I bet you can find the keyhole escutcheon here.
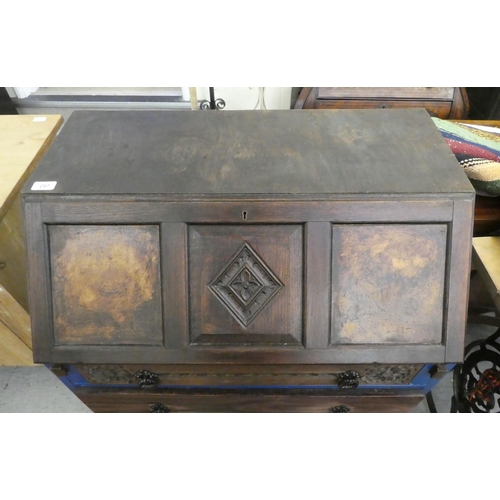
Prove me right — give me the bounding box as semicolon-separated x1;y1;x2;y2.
242;210;248;220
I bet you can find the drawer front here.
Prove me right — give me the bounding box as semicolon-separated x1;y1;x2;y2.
315;99;453;119
75;387;424;413
317;87;455;100
71;363;424;388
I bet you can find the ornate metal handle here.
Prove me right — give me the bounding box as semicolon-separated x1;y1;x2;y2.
135;369;159;389
337;370;361;389
149;403;170;413
0;261;6;269
329;405;351;413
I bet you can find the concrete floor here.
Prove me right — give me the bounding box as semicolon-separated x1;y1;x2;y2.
0;365;92;412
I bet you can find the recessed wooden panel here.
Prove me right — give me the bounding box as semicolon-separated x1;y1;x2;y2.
49;225;162;346
331;224;447;345
188;225;303;346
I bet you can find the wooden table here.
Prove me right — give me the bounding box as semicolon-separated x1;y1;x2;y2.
0;114;63;365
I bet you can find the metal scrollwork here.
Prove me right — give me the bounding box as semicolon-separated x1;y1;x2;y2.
199;87;226;110
214;99;226;110
135;369;160;389
337;370;361;390
149;403;170;413
453;325;500;413
469;368;500;410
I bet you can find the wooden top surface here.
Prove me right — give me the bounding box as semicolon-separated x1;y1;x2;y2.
22;109;473;198
0;114;63;218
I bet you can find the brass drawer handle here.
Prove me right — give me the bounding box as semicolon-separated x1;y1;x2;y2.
149;403;170;413
0;261;6;269
135;369;160;389
337;370;361;389
329;405;351;413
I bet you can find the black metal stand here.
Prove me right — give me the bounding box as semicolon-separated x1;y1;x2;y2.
199;87;226;110
451;313;500;413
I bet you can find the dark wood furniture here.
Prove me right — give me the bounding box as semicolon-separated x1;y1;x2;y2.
22;108;474;412
0;87;17;115
295;87;470;119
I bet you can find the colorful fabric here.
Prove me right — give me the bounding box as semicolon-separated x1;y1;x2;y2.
433;118;500;196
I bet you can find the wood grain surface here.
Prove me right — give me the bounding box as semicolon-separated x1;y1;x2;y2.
0;114;62;366
22;109;473;197
49;225;162;346
75;386;424;413
0;114;62;218
22;110;474;370
331;224;447;345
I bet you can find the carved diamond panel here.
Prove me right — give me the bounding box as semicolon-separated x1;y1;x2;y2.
208;242;284;327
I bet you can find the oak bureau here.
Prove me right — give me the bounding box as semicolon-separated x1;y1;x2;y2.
22;108;474;412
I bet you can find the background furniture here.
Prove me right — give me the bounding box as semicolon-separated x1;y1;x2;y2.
22;108;474;412
0;114;63;365
466;88;500;120
295;87;470;119
0;87;18;115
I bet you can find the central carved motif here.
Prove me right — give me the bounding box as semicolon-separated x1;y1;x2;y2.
208;242;284;327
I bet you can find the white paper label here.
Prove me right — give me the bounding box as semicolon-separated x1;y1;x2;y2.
31;181;57;191
33;117;47;122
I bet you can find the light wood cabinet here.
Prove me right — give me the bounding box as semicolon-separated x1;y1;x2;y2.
0;114;62;365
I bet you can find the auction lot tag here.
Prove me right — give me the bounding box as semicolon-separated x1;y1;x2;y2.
31;181;57;191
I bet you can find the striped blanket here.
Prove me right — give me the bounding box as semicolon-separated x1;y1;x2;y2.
433;118;500;196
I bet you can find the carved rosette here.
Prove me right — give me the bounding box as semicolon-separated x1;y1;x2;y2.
208;242;284;327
